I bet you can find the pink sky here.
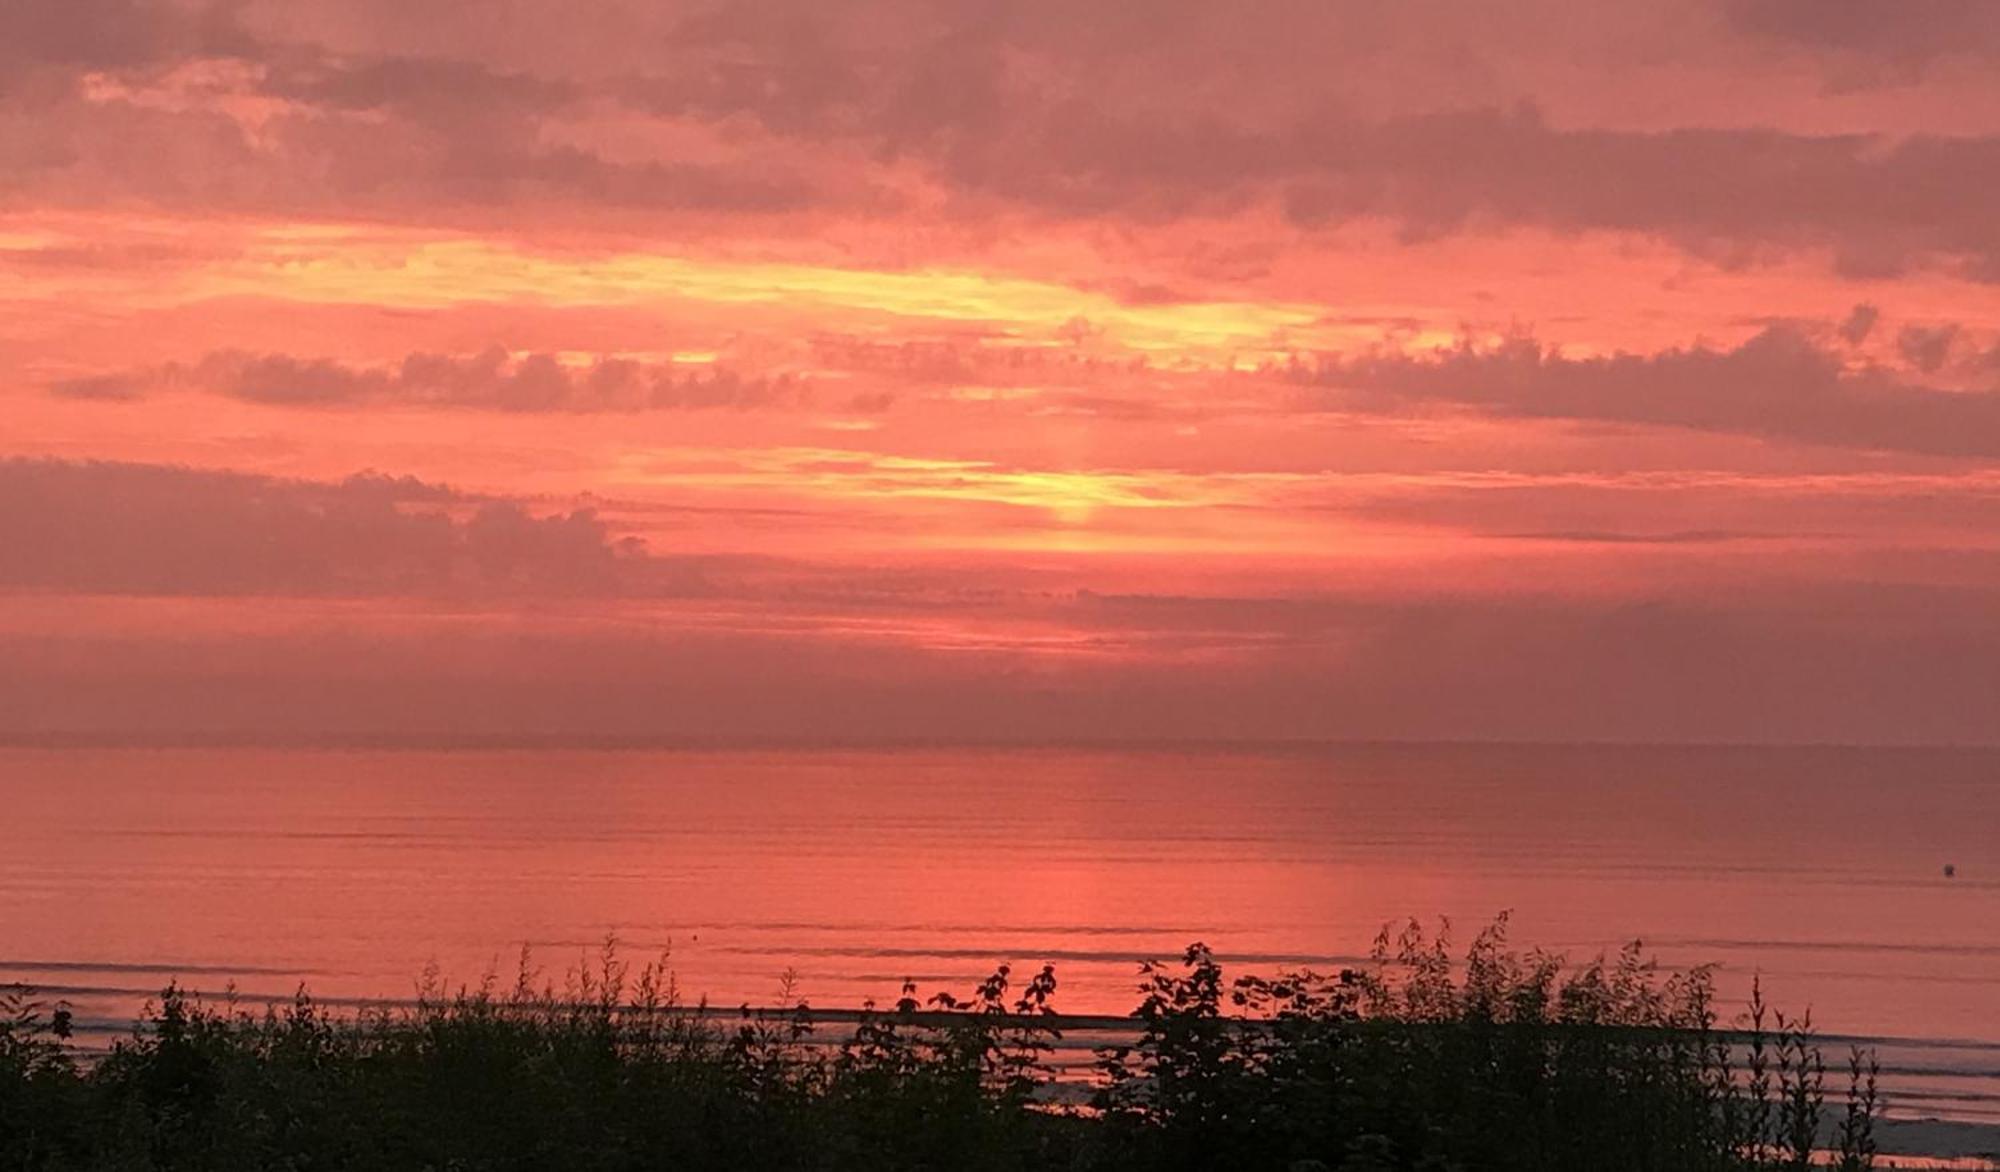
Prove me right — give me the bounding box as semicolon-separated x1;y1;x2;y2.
6;0;2000;743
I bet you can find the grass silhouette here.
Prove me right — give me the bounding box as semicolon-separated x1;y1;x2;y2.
0;918;1886;1171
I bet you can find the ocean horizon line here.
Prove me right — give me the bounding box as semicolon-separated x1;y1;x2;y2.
6;732;2000;754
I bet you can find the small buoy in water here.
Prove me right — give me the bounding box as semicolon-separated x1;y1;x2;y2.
1944;863;1957;878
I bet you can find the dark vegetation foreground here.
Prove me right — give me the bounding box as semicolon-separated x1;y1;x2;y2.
1;918;1880;1171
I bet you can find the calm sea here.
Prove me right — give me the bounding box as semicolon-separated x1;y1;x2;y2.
3;743;1996;1130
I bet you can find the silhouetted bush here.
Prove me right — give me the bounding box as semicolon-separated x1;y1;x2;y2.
0;921;1879;1171
1092;916;1878;1172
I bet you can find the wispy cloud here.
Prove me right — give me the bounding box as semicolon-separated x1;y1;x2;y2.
51;349;803;412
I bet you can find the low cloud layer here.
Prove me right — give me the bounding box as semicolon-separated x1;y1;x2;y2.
0;459;648;595
5;454;1999;744
1305;325;2000;458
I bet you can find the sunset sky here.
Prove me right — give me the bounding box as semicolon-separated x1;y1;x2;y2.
7;0;2000;744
